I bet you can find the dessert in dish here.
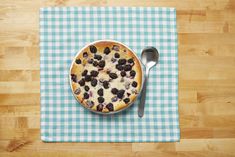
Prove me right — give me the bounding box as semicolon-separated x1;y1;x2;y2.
70;40;142;113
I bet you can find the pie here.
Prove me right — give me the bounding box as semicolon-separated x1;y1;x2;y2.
70;40;142;113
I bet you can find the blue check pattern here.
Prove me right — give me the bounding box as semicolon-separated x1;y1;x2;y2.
40;7;179;142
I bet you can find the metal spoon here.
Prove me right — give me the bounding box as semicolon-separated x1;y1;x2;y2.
138;47;159;118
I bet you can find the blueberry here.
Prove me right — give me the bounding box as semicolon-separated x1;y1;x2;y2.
97;88;103;96
111;88;118;94
118;59;126;65
123;98;130;104
82;70;88;76
117;89;125;99
90;45;97;53
130;70;136;77
128;58;134;64
74;88;81;95
98;60;105;68
106;69;111;74
96;104;103;112
111;58;116;63
86;100;94;108
78;78;85;86
106;103;114;111
91;78;98;87
98;97;105;103
127;92;131;97
93;61;98;67
104;47;111;55
83;52;88;58
83;92;89;99
94;54;102;60
112;45;120;51
131;89;138;94
132;81;138;87
84;85;90;91
71;74;77;82
109;73;118;79
99;78;105;83
116;64;123;71
85;75;92;82
103;81;109;89
125;82;130;90
75;59;81;64
111;96;118;102
90;70;99;77
120;71;126;77
88;58;93;64
124;64;132;71
114;53;120;58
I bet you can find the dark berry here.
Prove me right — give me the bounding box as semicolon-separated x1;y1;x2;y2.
86;100;94;108
117;89;125;99
103;81;109;89
106;103;114;111
99;78;105;83
82;70;88;76
96;104;103;112
125;82;130;89
109;73;118;79
123;98;130;104
90;45;97;53
90;70;99;77
84;85;90;91
98;60;105;68
118;59;126;65
83;92;89;99
111;58;116;63
78;78;85;86
91;78;98;87
112;45;120;51
124;64;132;71
116;64;123;71
93;61;98;67
74;88;81;95
75;59;81;64
111;96;118;102
94;54;102;60
97;88;104;96
83;52;88;58
132;81;138;87
85;75;91;82
120;71;126;77
127;92;131;97
128;58;134;64
114;53;120;58
104;47;111;55
88;58;93;64
71;74;77;82
130;70;136;77
98;97;105;103
106;69;111;74
111;88;118;94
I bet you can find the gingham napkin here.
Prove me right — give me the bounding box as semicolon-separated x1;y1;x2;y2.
40;7;179;142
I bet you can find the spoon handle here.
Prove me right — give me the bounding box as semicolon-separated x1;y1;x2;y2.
138;69;149;118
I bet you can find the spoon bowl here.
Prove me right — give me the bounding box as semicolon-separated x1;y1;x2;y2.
141;47;159;69
138;47;159;118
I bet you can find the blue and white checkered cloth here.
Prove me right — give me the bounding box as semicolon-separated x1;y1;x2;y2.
40;7;179;142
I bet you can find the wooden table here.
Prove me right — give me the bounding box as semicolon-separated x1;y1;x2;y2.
0;0;235;156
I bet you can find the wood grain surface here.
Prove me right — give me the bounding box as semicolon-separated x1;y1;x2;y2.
0;0;235;157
